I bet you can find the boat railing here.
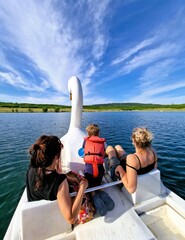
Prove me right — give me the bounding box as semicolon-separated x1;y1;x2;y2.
69;179;122;197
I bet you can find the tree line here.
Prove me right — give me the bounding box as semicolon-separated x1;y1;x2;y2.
83;102;185;111
0;102;70;109
0;101;185;112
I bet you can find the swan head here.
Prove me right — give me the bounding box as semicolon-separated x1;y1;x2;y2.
68;76;80;92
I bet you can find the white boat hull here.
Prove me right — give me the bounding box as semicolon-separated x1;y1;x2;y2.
4;170;185;240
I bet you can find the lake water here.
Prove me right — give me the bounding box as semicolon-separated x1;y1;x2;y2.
1;111;185;239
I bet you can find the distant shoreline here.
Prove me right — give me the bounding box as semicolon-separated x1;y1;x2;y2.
0;107;185;113
0;102;185;113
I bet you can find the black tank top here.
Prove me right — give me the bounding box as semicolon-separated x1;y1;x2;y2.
126;150;157;175
26;166;66;201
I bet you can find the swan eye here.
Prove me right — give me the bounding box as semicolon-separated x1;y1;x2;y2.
70;92;72;100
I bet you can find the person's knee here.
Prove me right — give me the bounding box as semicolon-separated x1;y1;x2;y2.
115;145;126;158
106;145;114;151
106;146;115;155
115;145;123;151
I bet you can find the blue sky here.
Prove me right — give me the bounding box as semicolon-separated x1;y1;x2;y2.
0;0;185;105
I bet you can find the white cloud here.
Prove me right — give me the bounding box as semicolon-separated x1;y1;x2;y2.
122;43;180;74
0;71;45;92
88;0;110;60
0;0;110;95
0;91;112;106
0;92;68;105
92;35;108;60
112;37;156;65
0;0;83;91
83;95;113;105
128;80;185;104
144;81;185;97
139;59;175;87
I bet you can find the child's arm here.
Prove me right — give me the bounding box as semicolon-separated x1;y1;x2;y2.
104;141;108;157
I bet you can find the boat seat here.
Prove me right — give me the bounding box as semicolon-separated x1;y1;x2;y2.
122;169;167;205
21;200;72;240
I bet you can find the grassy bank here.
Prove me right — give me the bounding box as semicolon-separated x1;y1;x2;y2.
0;102;185;113
0;107;71;113
0;107;185;113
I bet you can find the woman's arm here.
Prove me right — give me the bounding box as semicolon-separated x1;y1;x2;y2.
152;148;158;169
57;178;88;224
115;154;138;193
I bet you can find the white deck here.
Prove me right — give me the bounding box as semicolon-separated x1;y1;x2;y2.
140;204;185;240
47;184;156;240
4;170;185;240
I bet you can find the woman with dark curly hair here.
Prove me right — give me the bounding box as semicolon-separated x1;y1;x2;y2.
26;135;88;224
106;127;158;193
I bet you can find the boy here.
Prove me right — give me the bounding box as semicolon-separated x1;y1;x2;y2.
83;124;114;216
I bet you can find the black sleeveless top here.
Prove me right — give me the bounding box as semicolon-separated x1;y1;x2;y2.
120;150;157;175
26;166;66;201
126;150;157;175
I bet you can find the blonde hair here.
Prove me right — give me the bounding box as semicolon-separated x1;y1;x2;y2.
86;124;99;136
132;127;153;148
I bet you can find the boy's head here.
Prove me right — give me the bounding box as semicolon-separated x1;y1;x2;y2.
86;124;99;136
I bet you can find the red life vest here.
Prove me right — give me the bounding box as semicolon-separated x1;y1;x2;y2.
84;136;106;178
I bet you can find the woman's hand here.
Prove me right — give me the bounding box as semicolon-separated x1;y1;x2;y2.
115;165;125;178
79;178;88;191
66;175;80;185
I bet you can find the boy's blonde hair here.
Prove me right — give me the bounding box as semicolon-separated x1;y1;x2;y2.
86;124;99;136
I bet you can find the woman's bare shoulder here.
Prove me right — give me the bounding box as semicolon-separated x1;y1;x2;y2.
150;147;158;160
58;177;68;192
151;147;157;154
126;153;138;167
127;153;137;159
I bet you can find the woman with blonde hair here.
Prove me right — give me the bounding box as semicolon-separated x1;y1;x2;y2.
106;127;158;193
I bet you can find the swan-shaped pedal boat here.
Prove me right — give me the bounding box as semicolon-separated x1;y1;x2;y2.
4;76;185;240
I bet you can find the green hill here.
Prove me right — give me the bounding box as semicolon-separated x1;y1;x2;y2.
0;102;185;112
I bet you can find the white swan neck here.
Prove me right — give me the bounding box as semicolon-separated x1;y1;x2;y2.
68;77;83;129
